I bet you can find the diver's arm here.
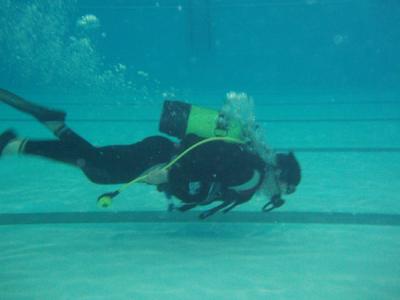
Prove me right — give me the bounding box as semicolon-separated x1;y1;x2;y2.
139;164;169;185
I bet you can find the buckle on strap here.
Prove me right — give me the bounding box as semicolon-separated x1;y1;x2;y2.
262;195;285;212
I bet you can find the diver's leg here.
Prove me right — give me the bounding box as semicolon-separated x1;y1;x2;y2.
2;130;176;184
1;134;110;184
21;136;175;184
79;136;176;184
0;88;66;136
1;132;112;187
0;125;98;172
22;139;88;166
1;131;95;166
0;89;66;122
0;88;96;151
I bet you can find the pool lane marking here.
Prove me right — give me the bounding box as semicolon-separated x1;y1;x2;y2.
0;211;399;226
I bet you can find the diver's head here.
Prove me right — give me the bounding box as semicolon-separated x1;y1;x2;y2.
274;152;301;195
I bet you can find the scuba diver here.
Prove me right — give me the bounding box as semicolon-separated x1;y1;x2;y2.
0;88;301;219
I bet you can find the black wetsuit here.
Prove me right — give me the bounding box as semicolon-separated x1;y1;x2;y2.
165;134;266;207
23;128;266;209
23;127;175;184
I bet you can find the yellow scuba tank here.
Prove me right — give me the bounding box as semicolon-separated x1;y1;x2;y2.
159;100;244;140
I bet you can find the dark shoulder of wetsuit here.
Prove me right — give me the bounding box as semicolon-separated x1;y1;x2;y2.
164;134;267;206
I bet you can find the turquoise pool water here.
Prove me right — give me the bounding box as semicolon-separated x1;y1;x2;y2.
1;1;400;299
1;92;399;299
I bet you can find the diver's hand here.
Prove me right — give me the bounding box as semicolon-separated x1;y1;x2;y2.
141;165;168;185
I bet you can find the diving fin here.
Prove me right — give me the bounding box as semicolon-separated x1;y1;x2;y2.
0;88;66;122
